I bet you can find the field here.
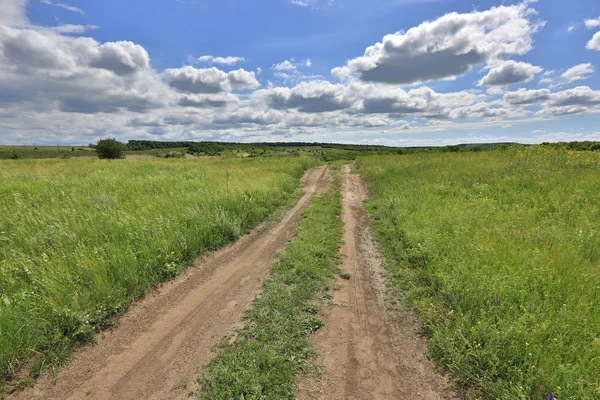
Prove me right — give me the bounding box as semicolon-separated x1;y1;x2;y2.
358;147;600;399
0;156;314;383
2;146;599;399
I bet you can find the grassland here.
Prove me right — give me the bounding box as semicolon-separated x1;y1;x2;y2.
197;173;342;399
0;156;315;384
358;147;600;399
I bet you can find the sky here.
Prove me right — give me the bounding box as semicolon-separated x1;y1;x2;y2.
1;0;600;146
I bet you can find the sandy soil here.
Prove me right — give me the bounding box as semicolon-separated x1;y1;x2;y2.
297;165;456;400
10;166;331;400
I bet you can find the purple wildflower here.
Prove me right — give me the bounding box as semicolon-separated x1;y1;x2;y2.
494;294;500;306
466;194;470;201
548;390;555;400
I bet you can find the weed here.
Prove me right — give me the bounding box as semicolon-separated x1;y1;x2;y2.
338;272;351;280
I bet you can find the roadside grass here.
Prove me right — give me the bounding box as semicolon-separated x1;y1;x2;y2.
0;156;316;387
197;173;342;400
358;147;600;399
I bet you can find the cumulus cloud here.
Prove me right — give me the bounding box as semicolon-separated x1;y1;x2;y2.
502;86;600;118
177;94;240;110
256;81;352;113
333;3;542;85
272;60;298;72
1;0;599;144
194;55;246;65
478;60;542;86
584;17;600;29
0;24;169;114
40;0;85;15
89;41;151;75
547;86;600;107
228;69;261;90
561;63;594;83
1;0;27;26
504;88;551;105
165;66;259;94
587;32;600;51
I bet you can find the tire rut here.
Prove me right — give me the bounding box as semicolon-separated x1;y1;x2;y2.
298;164;455;400
11;166;331;400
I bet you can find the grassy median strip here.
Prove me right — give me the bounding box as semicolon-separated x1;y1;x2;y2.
197;173;342;400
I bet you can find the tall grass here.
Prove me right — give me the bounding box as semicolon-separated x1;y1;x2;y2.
358;148;600;399
0;157;314;383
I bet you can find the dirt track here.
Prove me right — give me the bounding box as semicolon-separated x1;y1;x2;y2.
298;165;455;399
11;166;330;400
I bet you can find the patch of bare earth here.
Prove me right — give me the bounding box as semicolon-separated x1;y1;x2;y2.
297;165;456;400
10;166;331;400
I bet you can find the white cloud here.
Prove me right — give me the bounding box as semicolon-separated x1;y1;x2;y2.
272;60;298;72
567;25;575;32
584;17;600;29
257;67;263;75
194;55;246;65
504;88;551;105
334;3;542;85
0;24;169;114
560;63;594;83
1;0;599;145
478;60;542;86
50;24;99;34
1;0;27;26
165;66;259;94
503;86;600;118
586;32;600;51
486;86;506;95
41;0;85;15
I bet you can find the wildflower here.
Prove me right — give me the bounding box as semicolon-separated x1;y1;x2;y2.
548;390;555;400
465;194;470;201
493;294;500;306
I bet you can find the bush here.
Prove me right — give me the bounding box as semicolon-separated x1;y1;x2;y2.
95;138;125;159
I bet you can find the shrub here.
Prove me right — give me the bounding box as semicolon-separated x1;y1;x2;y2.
95;138;125;159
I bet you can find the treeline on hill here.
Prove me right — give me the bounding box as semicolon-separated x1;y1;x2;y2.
120;140;600;155
3;140;600;161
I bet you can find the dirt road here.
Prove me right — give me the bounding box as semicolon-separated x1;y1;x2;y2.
12;166;331;400
298;165;454;400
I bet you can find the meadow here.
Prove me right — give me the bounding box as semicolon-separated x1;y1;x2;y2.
359;148;600;399
0;156;314;383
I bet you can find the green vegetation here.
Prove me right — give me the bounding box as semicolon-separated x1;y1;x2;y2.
358;147;600;399
0;146;93;160
0;156;315;384
95;138;125;159
197;175;342;399
4;140;600;161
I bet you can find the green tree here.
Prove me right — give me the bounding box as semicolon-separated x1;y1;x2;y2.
95;138;125;159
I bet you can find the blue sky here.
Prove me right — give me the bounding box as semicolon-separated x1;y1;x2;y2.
1;0;600;146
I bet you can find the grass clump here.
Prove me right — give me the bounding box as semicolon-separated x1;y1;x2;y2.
358;147;600;399
197;175;342;400
0;156;316;384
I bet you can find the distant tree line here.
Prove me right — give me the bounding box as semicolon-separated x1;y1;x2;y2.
86;139;600;159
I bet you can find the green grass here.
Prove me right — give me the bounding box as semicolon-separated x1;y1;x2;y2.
197;174;342;400
358;147;600;400
0;147;94;160
0;156;316;385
